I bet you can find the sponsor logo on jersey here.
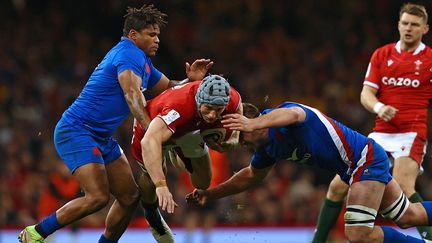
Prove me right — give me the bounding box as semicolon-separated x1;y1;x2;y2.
286;148;311;164
381;76;420;88
161;109;180;125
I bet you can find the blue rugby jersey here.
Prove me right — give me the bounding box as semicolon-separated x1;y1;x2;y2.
251;102;387;180
63;37;162;137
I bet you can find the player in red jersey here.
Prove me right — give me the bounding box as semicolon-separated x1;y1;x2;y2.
131;75;242;242
312;3;432;242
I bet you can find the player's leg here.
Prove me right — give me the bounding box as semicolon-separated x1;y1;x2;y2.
19;122;111;242
174;143;212;189
371;132;432;240
377;178;430;242
393;153;432;240
19;163;111;243
312;174;348;243
135;162;174;243
344;139;424;242
100;153;140;242
189;152;212;190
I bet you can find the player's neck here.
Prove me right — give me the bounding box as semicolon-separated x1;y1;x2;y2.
399;41;421;52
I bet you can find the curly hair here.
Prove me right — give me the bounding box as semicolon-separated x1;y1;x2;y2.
123;4;168;36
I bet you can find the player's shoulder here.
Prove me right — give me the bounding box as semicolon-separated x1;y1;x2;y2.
158;86;196;113
114;39;145;58
373;43;396;56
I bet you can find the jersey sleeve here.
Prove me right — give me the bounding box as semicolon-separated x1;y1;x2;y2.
145;58;163;89
363;49;381;89
113;48;144;78
251;149;276;169
156;105;191;134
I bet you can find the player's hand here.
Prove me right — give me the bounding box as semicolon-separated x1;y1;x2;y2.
222;114;255;132
186;59;214;81
377;105;398;122
155;186;178;213
185;189;209;206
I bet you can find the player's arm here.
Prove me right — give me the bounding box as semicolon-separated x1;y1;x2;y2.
186;164;273;205
118;70;151;130
360;85;398;122
141;117;177;213
222;107;306;132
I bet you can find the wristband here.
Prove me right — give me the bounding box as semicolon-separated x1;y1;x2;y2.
155;180;167;188
373;102;385;114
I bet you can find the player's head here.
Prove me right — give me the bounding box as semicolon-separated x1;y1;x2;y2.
239;103;268;150
398;3;429;46
123;4;168;56
195;75;230;124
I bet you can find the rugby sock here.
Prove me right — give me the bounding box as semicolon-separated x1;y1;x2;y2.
381;226;423;243
35;212;63;238
311;198;343;243
142;199;167;235
98;234;117;243
410;193;432;240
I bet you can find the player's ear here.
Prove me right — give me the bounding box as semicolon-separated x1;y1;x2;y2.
127;29;138;40
423;24;429;35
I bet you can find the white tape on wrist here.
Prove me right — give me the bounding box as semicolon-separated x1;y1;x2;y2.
373;102;385;114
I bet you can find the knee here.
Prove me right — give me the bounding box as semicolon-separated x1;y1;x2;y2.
117;186;140;207
395;203;426;229
327;177;349;201
86;192;110;211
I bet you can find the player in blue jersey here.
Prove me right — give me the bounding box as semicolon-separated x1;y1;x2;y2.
186;102;432;243
18;4;213;243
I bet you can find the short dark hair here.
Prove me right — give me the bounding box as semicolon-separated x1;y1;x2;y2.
400;3;428;23
242;103;260;119
123;4;168;36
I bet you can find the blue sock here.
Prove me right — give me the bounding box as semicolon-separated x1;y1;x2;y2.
421;201;432;225
36;212;63;238
99;234;117;243
381;226;423;243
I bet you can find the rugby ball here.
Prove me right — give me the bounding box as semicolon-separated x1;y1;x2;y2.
200;128;232;143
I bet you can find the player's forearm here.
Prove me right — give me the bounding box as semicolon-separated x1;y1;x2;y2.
360;90;381;114
252;108;302;129
125;90;151;130
141;139;166;184
206;166;260;201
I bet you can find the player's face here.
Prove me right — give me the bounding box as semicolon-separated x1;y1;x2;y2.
199;104;226;124
134;24;160;56
398;13;429;47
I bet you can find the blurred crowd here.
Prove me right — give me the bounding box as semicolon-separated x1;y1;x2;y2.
2;0;432;239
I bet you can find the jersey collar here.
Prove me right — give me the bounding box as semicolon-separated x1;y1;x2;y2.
395;41;425;55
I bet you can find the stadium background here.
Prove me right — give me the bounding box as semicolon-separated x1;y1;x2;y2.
1;0;432;242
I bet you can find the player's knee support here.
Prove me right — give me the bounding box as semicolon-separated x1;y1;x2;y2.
380;192;409;222
344;205;377;228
